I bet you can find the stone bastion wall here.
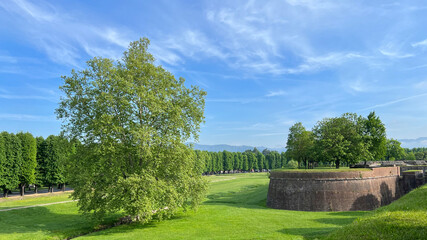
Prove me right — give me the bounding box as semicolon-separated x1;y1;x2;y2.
266;167;404;211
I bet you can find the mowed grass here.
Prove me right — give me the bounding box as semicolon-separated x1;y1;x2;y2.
0;193;122;240
325;184;427;240
77;173;367;240
0;192;72;210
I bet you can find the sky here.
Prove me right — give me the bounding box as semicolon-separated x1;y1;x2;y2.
1;0;427;149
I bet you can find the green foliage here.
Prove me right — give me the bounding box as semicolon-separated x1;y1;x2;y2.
405;152;416;160
386;139;405;160
57;38;207;222
286;160;298;169
16;132;37;187
0;132;22;196
313;113;369;168
286;122;315;168
363;112;387;161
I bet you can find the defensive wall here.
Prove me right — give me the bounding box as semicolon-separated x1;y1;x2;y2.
266;166;425;211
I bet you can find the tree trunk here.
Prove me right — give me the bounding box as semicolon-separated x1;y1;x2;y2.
20;184;25;197
62;184;65;192
34;185;38;194
335;159;340;169
3;189;8;198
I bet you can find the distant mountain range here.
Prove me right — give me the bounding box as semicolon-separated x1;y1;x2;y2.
189;143;286;153
399;137;427;149
188;137;427;153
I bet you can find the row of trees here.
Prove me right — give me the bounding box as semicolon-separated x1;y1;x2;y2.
404;148;427;160
286;112;388;168
385;140;427;160
195;148;286;174
0;132;74;197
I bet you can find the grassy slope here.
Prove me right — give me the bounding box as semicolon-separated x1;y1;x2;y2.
78;173;367;240
325;184;427;240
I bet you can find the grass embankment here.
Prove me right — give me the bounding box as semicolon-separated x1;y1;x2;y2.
273;167;371;173
326;184;427;240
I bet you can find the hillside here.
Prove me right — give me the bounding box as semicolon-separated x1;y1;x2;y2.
190;143;286;153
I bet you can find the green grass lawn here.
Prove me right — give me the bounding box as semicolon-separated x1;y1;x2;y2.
325;184;427;240
10;172;426;239
77;173;367;240
0;192;72;210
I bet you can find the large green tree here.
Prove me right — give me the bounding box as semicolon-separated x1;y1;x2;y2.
286;122;315;168
385;139;405;160
313;114;368;168
16;132;37;196
362;112;387;161
57;38;207;222
0;132;22;197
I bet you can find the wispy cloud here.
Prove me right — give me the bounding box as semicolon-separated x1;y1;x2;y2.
411;38;427;48
207;97;265;104
0;113;55;121
0;55;18;63
0;94;57;102
266;90;286;97
360;93;427;111
0;0;134;67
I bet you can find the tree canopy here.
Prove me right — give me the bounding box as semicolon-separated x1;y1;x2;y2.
56;38;207;222
287;112;388;168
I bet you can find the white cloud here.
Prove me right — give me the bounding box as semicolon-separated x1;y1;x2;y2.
207;97;265;104
285;52;365;74
0;55;18;63
0;0;134;67
0;94;57;102
266;90;286;97
414;81;427;89
411;38;427;48
360;92;427;111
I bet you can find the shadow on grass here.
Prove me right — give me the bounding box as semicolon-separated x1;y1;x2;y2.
314;211;367;226
278;211;368;239
0;205;121;238
278;227;339;240
204;183;269;209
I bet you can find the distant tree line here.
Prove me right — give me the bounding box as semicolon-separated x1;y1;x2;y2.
195;148;287;174
0;132;76;197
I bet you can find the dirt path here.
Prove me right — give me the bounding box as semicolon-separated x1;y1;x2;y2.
0;200;76;212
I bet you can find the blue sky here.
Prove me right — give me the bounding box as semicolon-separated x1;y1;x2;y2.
1;0;427;148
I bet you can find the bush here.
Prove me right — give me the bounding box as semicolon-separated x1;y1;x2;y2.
286;160;298;169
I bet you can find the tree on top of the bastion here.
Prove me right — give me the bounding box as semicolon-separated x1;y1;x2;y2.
56;38;207;222
286;112;387;169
